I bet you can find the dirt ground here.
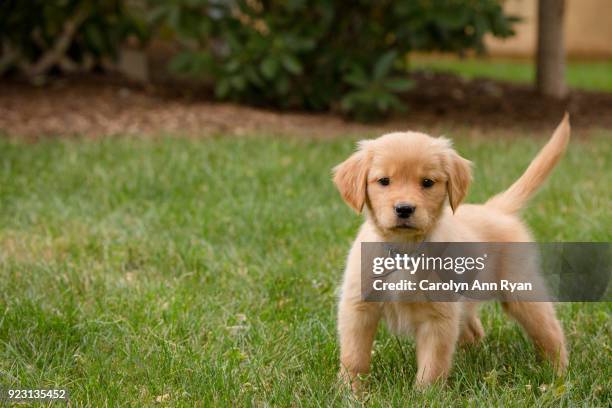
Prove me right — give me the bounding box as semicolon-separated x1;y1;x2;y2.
1;72;611;140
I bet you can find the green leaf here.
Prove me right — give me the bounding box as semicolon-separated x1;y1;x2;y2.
167;6;181;30
384;78;413;92
169;51;196;73
373;50;397;81
226;59;240;73
230;75;246;91
343;67;369;88
281;55;303;75
376;92;402;112
260;58;279;79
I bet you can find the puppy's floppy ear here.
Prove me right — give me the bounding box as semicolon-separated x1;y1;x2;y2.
333;142;372;213
445;149;472;213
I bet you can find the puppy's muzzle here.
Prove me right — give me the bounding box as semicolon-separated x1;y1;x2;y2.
394;203;416;219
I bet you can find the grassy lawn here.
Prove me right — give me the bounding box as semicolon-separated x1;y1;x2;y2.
410;55;612;93
0;131;610;406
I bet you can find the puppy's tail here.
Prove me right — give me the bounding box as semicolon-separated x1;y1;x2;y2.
486;113;570;214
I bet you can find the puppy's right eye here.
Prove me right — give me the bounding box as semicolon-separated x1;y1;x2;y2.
378;177;390;186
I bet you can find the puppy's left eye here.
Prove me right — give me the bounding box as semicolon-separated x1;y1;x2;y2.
421;178;435;188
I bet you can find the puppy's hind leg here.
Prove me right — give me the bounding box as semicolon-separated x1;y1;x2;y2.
338;300;381;394
502;301;568;373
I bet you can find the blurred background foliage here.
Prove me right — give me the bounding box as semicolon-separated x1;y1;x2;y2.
0;1;147;77
0;0;518;120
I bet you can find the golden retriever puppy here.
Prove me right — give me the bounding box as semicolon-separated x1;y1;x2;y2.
333;115;570;391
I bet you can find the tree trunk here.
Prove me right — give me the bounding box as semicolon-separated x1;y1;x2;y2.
536;0;568;99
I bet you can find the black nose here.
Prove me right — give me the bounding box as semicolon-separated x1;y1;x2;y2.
395;203;416;218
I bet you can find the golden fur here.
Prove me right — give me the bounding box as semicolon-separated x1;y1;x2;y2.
333;115;570;391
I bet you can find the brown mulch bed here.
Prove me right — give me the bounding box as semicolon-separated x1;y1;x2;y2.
0;75;376;139
1;72;611;140
403;71;612;131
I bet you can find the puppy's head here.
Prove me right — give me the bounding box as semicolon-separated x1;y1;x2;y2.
333;132;471;237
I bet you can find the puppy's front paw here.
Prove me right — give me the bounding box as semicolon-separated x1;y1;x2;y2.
338;368;368;396
551;347;568;376
414;375;447;390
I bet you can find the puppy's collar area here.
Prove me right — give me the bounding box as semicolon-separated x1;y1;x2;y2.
378;239;428;279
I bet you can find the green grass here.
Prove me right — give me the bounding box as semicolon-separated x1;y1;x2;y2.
410;55;612;93
0;132;610;406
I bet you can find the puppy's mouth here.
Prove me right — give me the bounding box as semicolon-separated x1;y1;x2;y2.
392;223;418;231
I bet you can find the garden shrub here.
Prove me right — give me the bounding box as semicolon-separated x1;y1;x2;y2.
151;0;518;120
0;0;517;120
